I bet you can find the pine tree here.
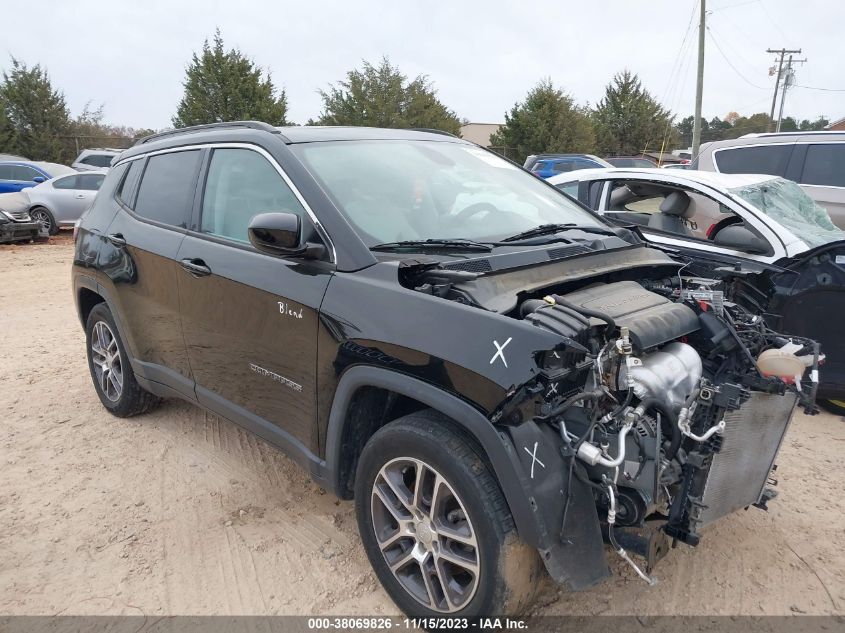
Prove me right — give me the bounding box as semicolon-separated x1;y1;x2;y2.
489;79;595;163
317;58;461;135
0;58;71;162
592;70;675;155
173;30;288;128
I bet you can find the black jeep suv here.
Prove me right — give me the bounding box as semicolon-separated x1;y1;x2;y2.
73;122;816;617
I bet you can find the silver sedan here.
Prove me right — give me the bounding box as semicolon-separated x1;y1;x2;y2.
27;170;107;234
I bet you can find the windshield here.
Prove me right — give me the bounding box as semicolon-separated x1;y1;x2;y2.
730;177;845;248
291;140;604;246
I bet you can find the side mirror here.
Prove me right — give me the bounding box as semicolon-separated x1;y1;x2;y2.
248;212;325;259
32;176;45;183
712;225;769;254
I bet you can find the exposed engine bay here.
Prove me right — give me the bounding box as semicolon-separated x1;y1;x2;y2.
519;276;818;582
407;258;820;584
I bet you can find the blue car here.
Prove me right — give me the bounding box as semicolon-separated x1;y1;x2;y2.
0;161;77;194
524;154;612;179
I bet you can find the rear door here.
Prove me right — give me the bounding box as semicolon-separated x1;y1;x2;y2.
100;150;202;397
176;144;332;456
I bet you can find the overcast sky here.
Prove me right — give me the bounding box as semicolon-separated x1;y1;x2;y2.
5;0;843;130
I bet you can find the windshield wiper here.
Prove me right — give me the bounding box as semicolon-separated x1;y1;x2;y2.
501;223;616;242
370;238;493;252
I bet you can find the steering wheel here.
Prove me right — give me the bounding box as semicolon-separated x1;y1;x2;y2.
441;202;499;229
707;215;743;240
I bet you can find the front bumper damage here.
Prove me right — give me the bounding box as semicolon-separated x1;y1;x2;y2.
0;220;47;244
502;384;797;589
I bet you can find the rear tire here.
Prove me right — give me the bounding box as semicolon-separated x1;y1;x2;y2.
85;303;160;417
355;410;542;618
820;399;845;416
30;207;58;235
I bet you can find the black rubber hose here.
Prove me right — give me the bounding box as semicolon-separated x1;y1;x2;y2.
638;397;681;461
548;389;604;419
550;294;617;333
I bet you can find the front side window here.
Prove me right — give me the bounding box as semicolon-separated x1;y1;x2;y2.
801;144;845;187
200;148;306;243
78;173;105;191
13;165;40;181
715;145;792;177
291;140;604;245
134;150;201;227
53;175;79;190
606;180;738;242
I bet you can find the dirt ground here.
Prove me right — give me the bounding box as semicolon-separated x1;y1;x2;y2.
1;237;844;617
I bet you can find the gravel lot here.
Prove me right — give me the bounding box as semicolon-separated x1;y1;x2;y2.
1;237;844;617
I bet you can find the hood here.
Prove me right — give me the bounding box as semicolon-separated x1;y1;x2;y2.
0;191;31;214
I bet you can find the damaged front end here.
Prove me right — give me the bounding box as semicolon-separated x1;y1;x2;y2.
494;276;817;588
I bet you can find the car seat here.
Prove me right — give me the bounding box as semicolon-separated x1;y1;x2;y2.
648;190;693;235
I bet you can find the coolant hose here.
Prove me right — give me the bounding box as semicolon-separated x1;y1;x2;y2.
549;389;604;418
550;294;617;333
638;397;681;461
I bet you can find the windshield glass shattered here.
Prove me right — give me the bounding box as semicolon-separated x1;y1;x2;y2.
730;177;845;248
291;140;605;246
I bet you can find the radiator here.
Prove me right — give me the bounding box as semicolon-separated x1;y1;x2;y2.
696;391;798;526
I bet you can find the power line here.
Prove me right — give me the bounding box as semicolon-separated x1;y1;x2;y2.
792;84;845;92
706;26;768;90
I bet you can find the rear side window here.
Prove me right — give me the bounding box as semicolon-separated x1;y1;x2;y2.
134;151;201;227
78;173;105;191
0;165;12;179
80;154;116;168
200;148;306;243
801;144;845;187
53;175;79;189
714;145;792;177
117;159;144;206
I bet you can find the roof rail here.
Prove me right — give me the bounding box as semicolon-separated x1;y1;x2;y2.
134;121;280;146
740;130;842;139
409;128;459;138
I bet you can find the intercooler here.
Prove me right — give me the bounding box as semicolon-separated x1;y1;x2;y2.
695;392;798;527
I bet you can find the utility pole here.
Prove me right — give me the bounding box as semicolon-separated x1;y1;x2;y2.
775;55;807;132
691;0;706;161
766;48;801;132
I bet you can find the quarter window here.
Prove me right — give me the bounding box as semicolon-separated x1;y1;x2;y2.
117;159;144;207
133;150;201;226
200;148;306;243
714;145;792;177
801;144;845;187
53;175;79;190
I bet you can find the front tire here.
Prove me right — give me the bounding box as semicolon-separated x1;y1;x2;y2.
30;207;58;235
355;410;541;618
85;303;160;417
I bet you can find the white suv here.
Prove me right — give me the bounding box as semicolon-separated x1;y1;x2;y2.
72;148;121;171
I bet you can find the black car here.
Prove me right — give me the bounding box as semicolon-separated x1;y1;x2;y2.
72;122;817;618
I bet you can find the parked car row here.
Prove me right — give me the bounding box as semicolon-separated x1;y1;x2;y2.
0;148;117;239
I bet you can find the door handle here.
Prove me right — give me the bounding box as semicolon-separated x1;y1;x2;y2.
107;233;126;247
180;258;212;277
74;193;86;199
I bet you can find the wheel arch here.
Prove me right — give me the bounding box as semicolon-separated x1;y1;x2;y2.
324;365;542;546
